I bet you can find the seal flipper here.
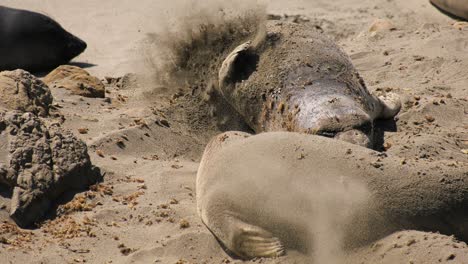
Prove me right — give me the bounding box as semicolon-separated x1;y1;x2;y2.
231;223;285;259
376;92;401;119
200;196;284;259
206;212;285;259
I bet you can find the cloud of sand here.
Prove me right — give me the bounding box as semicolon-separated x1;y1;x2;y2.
304;175;369;263
227;151;370;263
138;0;267;87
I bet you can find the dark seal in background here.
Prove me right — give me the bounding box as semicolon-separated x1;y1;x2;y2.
430;0;468;21
0;6;87;72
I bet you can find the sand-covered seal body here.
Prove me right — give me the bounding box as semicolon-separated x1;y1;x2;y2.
197;132;468;259
0;6;87;72
218;22;400;147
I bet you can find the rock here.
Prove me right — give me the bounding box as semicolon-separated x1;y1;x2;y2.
0;111;101;227
0;69;52;116
77;127;89;134
44;65;105;98
453;21;468;30
369;19;396;33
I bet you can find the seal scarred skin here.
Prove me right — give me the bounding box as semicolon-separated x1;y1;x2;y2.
196;132;468;259
218;22;401;148
0;6;87;72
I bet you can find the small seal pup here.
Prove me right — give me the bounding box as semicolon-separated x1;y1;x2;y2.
196;132;468;259
0;6;87;72
217;22;401;148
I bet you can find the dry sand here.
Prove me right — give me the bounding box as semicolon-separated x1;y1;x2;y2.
0;0;467;263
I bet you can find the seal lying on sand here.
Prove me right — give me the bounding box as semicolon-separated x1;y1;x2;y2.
0;6;87;72
197;132;468;259
430;0;468;20
217;22;400;148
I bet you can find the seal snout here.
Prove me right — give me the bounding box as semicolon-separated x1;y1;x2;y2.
66;34;87;59
71;36;87;53
291;88;374;147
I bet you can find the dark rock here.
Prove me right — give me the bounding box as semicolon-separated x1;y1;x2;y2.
0;111;101;227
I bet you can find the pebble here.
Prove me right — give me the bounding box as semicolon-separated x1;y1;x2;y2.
369;18;396;33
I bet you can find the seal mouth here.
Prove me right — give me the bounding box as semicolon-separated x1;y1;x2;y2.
311;120;373;148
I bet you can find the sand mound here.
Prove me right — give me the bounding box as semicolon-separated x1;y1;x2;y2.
44;65;105;98
349;230;468;263
88;118;204;162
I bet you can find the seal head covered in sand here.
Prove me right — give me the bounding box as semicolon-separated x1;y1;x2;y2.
217;22;401;148
0;6;87;72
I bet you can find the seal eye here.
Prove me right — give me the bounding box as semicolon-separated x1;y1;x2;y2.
316;130;337;138
219;41;259;89
230;50;259;83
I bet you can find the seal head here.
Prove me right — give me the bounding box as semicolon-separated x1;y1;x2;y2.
217;22;401;148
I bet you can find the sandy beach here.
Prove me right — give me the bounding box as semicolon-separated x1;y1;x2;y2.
0;0;467;263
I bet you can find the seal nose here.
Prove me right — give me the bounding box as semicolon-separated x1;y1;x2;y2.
67;35;87;56
77;38;87;53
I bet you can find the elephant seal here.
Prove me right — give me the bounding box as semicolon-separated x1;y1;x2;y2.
0;6;87;72
196;132;468;259
430;0;468;20
217;22;400;148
